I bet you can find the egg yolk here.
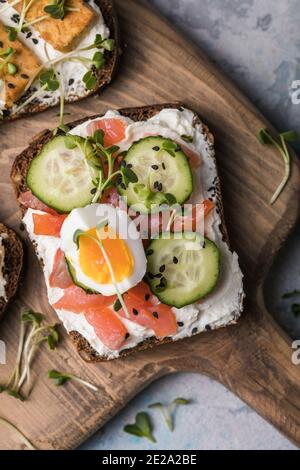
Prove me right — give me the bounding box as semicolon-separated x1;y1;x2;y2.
79;227;134;284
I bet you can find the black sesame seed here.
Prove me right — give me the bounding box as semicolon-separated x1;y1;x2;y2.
32;38;38;45
145;294;150;301
8;83;15;89
192;327;198;335
120;182;126;190
147;272;155;280
116;175;122;185
177;322;184;327
153;181;159;189
205;324;212;331
162;162;166;170
157;182;163;192
151;165;159;170
90;188;97;194
154;273;162;279
132;308;138;316
68;78;74;86
173;256;178;264
152;146;160;151
127;163;133;169
146;249;154;256
26;32;32;39
21;73;29;79
125;333;130;339
159;265;165;273
152;311;159;319
208;186;215;192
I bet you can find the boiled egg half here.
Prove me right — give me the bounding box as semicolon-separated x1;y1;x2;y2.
60;204;147;296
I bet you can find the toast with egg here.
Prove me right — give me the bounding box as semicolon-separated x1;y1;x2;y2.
0;0;120;121
0;223;23;319
11;103;244;361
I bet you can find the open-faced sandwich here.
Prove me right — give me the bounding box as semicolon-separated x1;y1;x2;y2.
0;223;23;319
11;103;244;361
0;0;119;122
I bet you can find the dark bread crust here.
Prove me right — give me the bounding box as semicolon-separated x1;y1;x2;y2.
11;103;243;361
0;224;23;318
2;0;120;122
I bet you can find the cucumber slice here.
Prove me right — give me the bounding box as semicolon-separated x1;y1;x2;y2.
146;232;220;308
27;135;100;213
117;136;193;213
66;257;97;294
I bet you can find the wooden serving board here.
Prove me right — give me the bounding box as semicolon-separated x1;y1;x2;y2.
0;0;300;450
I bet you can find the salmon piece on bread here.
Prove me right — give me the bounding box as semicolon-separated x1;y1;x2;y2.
0;22;41;108
14;0;96;53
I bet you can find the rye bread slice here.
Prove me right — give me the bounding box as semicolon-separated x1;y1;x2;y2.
0;223;23;319
11;103;243;362
2;0;120;122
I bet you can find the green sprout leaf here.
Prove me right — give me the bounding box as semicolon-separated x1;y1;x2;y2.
93;129;105;146
122;167;138;183
48;369;99;391
64;134;81;149
92;51;105;70
4;26;18;42
48;370;69;386
181;134;193;143
44;0;66;20
164;193;177;205
83;70;96;90
113;298;122;312
124;412;156;443
101;39;115;51
40;68;59;92
73;229;84;249
257;127;298;204
22;310;43;326
280;130;299;142
162;139;178;157
148;397;190;432
7;62;17;75
282;290;300;299
291;304;300;317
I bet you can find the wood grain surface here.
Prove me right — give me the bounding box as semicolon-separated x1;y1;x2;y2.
0;0;300;450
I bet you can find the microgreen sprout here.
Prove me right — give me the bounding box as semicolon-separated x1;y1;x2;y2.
0;417;36;450
44;0;79;20
48;370;99;391
149;397;190;431
0;46;17;75
258;128;299;204
3;310;60;400
124;412;156;443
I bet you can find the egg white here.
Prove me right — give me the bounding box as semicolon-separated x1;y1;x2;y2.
60;204;147;296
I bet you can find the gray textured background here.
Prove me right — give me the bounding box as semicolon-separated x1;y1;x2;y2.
81;0;300;450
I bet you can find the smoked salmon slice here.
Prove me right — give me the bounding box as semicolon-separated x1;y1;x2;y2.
19;191;58;215
85;307;128;350
33;213;67;237
87;118;126;146
49;249;73;289
119;283;177;338
52;285;115;314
